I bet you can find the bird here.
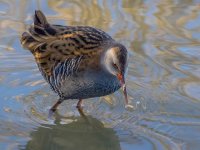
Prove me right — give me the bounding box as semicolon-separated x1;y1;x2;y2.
20;10;132;113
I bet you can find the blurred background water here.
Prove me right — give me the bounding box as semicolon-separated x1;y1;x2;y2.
0;0;200;150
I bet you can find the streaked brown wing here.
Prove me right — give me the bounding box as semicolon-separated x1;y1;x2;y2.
27;25;113;78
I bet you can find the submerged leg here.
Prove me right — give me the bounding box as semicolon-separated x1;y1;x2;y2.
50;99;63;112
76;99;83;108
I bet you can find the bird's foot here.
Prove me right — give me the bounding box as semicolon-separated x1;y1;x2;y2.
48;100;63;118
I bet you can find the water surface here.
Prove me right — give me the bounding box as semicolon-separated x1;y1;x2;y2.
0;0;200;150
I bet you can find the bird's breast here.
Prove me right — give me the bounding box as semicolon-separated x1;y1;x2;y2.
59;70;121;100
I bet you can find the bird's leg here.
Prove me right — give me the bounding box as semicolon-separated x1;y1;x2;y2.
77;107;86;118
76;99;83;108
50;99;63;112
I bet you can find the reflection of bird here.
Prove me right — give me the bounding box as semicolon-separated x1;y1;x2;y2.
23;113;121;150
20;10;130;112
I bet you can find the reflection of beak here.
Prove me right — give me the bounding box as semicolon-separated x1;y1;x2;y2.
117;73;128;105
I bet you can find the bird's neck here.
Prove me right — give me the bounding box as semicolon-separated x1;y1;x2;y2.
100;48;114;75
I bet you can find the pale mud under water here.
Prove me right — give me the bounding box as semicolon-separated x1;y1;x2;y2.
0;0;200;150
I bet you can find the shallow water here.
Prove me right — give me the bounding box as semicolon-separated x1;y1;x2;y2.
0;0;200;150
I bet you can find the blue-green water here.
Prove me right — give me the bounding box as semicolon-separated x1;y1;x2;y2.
0;0;200;150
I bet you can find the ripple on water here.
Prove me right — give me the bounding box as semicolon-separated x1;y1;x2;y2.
183;82;200;101
0;0;200;150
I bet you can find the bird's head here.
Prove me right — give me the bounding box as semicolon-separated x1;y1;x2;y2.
102;43;129;105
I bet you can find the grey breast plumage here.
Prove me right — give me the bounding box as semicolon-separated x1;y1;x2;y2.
20;10;120;100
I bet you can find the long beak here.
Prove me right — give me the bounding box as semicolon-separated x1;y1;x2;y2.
117;73;128;105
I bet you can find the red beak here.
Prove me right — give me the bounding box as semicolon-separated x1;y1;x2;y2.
117;73;128;105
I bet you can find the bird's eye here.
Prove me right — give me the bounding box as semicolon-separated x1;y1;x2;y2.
113;63;118;70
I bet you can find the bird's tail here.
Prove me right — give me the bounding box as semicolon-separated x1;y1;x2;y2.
34;10;49;28
20;10;55;53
